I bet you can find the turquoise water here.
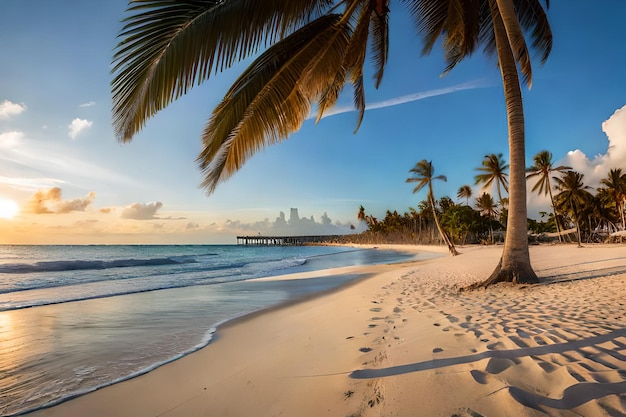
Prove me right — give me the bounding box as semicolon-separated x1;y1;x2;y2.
0;244;416;416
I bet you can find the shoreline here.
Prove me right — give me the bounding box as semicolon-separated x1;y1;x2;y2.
24;243;626;417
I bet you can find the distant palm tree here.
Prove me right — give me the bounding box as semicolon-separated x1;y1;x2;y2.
457;185;473;206
475;153;509;203
112;0;551;285
590;190;619;237
475;192;499;244
357;205;377;229
407;160;458;255
554;171;594;247
599;168;626;230
526;150;571;242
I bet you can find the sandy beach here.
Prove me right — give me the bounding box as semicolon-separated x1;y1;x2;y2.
25;244;626;417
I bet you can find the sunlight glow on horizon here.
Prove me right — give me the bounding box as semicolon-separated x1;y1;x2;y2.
0;198;19;219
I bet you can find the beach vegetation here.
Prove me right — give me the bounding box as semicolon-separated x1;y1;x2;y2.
474;192;500;244
553;171;594;247
407;160;459;255
457;185;473;206
475;153;509;204
439;204;487;246
526;150;571;242
351;163;624;247
598;168;626;231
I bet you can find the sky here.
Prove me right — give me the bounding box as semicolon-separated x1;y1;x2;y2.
1;1;625;244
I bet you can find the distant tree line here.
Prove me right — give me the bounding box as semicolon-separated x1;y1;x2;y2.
338;151;626;247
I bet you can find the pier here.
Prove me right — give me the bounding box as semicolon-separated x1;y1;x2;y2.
236;235;345;246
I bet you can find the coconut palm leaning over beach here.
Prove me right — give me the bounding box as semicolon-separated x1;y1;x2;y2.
112;0;552;285
407;160;459;255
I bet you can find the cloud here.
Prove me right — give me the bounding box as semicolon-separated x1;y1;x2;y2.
79;101;96;108
314;79;489;120
68;118;93;139
121;202;163;220
528;104;626;218
0;176;65;191
26;187;96;214
562;104;626;188
0;100;26;119
0;131;24;148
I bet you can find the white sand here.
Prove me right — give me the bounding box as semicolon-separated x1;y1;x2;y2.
26;244;626;417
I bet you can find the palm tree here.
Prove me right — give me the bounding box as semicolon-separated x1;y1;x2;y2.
599;168;626;230
357;205;377;229
112;0;551;285
406;160;459;255
554;171;594;247
457;185;473;206
475;153;509;203
526;150;571;242
475;192;499;244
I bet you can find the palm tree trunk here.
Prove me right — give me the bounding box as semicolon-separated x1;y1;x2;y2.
547;186;563;243
479;0;538;286
575;219;582;247
428;186;459;256
573;202;583;247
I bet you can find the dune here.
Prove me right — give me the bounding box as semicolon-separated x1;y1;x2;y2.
26;244;626;417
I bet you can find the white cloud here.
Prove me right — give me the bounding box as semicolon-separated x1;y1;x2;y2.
0;100;27;119
562;104;626;188
528;104;626;218
79;101;96;108
68;118;93;139
314;79;490;120
0;137;135;187
26;187;96;214
121;202;163;220
0;176;65;191
0;131;24;148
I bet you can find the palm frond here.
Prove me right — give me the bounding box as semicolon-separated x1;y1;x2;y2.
513;0;552;64
112;0;334;143
198;14;350;193
370;0;389;87
345;1;372;131
405;0;448;56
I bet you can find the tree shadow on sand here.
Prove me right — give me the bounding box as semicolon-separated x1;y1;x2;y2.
350;327;626;410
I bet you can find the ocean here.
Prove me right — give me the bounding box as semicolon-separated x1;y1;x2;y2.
0;244;418;416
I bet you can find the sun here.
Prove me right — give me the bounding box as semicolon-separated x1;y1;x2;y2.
0;198;19;220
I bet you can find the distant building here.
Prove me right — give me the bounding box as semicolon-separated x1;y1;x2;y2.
289;208;299;224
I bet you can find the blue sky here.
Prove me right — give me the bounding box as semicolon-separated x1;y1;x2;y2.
1;1;625;244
